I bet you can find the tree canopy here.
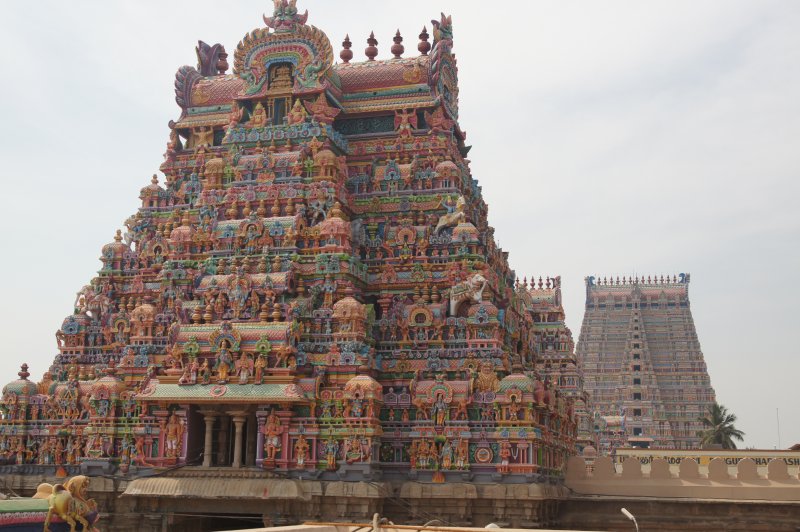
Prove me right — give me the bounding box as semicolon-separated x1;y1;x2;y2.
698;403;745;449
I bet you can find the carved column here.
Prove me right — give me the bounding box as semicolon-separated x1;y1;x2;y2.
517;442;527;466
231;412;247;468
217;415;230;466
200;411;217;468
245;414;257;467
278;409;293;468
255;412;267;467
311;437;318;468
177;408;188;462
144;435;154;463
153;410;169;460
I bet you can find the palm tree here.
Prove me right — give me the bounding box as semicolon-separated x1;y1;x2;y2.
698;403;745;449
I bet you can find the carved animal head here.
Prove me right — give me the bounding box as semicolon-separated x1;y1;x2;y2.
64;475;90;502
469;273;487;288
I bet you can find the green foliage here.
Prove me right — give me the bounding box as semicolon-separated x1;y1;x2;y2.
698;403;745;449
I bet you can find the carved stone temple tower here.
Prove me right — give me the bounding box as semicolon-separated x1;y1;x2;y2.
576;274;716;453
0;3;579;527
524;276;593;451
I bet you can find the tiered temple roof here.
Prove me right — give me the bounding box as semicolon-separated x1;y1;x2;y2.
577;274;716;453
521;276;593;451
0;2;578;486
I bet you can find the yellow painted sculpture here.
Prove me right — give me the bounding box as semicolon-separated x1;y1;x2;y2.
35;475;98;532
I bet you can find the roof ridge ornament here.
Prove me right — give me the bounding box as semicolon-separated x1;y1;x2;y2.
418;26;431;55
340;34;353;63
263;0;308;33
391;30;404;59
196;41;229;76
365;31;379;61
431;12;453;45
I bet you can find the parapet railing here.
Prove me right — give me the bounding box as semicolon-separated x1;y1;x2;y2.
564;455;800;502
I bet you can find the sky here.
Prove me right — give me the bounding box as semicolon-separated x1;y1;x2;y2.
0;1;798;450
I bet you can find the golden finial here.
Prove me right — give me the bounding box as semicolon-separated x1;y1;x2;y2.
329;201;343;219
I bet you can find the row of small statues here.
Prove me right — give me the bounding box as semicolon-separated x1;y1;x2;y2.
410;438;469;470
0;433;155;467
0;394;138;424
318;398;378;419
261;410;372;469
175;346;298;385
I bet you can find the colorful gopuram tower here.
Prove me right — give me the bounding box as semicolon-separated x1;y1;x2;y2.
576;275;716;453
524;276;593;451
0;1;577;497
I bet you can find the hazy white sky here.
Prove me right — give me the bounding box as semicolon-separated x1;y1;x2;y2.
0;1;798;449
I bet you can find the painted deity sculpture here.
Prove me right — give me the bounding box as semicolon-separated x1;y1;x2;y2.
254;354;267;383
287;99;307;125
324;438;339;470
249;102;269;127
263;410;282;463
215;343;234;383
236;352;253;384
474;361;500;393
294;435;309;466
164;413;184;458
434;195;466;235
432;392;448;426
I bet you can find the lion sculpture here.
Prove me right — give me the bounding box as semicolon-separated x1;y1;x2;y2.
449;273;488;316
35;475;99;532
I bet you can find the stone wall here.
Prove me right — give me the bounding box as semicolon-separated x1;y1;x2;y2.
2;470;566;531
562;456;800;531
5;458;799;531
558;498;800;532
566;455;800;500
